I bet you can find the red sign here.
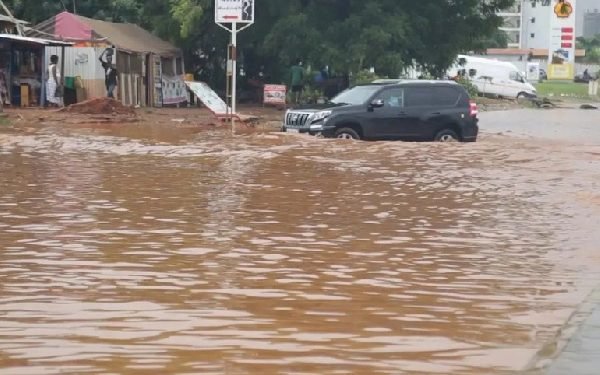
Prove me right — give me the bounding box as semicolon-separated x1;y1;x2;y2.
561;27;574;33
561;35;573;40
561;42;573;48
263;84;287;105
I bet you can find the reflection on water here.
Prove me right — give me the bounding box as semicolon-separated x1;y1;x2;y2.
1;130;600;374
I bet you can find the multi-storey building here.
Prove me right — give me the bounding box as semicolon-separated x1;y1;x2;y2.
497;0;553;49
583;10;600;38
497;0;595;49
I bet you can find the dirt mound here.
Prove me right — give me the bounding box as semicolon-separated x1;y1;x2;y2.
61;98;136;115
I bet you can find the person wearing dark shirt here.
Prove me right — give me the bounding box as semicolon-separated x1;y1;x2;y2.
99;48;118;98
290;59;305;104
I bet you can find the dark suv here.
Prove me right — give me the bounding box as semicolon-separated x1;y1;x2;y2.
282;81;479;142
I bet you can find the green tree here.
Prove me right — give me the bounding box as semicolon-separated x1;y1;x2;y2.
7;0;518;87
576;35;600;64
474;29;509;51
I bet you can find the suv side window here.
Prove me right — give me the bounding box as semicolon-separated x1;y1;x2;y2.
433;87;461;107
376;88;404;108
404;87;434;107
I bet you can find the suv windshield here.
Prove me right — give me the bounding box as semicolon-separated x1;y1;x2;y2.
330;86;380;105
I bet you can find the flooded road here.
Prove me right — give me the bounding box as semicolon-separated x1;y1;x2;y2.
1;109;600;374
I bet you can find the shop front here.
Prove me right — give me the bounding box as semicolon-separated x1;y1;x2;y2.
0;34;71;107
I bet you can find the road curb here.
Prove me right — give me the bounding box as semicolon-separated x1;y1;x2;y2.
525;285;600;373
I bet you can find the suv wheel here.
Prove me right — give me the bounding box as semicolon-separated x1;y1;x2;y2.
335;127;360;140
434;129;460;142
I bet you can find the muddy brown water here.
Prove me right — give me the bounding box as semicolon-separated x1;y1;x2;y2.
1;122;600;374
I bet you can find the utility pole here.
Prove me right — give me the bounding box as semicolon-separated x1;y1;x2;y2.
215;0;254;135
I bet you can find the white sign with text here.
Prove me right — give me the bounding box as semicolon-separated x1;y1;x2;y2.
215;0;254;24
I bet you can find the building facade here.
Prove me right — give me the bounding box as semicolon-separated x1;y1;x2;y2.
498;2;523;48
498;0;596;49
583;10;600;38
497;0;555;49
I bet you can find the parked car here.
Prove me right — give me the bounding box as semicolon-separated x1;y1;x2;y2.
447;55;537;99
281;81;479;142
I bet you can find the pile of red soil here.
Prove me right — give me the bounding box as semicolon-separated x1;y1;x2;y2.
60;98;136;115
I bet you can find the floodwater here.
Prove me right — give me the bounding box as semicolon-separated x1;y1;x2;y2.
1;110;600;374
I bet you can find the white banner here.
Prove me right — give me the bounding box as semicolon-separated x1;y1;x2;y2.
215;0;254;24
162;75;187;105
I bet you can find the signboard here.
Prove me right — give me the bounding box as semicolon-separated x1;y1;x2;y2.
526;62;541;81
185;81;230;116
548;64;575;80
263;84;286;105
215;0;254;24
548;0;576;79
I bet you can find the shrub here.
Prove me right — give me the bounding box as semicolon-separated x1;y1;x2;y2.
352;70;380;85
455;77;479;97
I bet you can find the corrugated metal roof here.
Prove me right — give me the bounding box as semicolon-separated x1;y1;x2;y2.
74;14;180;56
0;33;73;46
0;15;28;24
28;12;180;56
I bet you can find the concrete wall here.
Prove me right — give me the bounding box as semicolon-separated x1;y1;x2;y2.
473;53;599;75
44;46;109;103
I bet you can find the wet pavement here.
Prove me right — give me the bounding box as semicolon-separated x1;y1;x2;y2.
1;108;600;374
479;108;600;144
546;288;600;375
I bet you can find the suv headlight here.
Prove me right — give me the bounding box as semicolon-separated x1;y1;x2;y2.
311;110;332;123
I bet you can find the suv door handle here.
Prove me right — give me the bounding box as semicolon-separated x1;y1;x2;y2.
430;112;441;115
398;112;408;116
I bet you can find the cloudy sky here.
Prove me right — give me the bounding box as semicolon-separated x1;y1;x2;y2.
577;0;599;36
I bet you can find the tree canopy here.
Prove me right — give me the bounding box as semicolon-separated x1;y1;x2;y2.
6;0;515;86
577;35;600;64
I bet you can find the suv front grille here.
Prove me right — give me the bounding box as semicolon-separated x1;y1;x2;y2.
285;112;311;127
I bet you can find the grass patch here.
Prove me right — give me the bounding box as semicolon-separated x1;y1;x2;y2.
534;81;593;100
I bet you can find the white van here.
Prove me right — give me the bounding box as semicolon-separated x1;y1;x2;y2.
447;55;537;99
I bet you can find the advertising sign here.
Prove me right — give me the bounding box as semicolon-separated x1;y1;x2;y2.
162;76;188;105
548;0;576;79
526;62;541;81
215;0;254;24
263;84;286;105
548;64;575;80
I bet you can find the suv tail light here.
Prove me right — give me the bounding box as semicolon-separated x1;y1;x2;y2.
469;100;478;117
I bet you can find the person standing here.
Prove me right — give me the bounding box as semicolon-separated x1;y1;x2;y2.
290;59;304;104
99;48;119;98
46;55;63;107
